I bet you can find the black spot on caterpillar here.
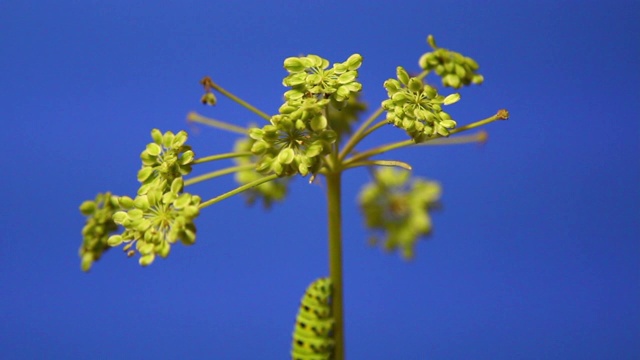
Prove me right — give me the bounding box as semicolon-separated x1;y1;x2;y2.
291;277;334;360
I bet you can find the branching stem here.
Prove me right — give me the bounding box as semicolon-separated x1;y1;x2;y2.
339;107;385;161
344;159;413;171
193;152;253;165
414;130;488;146
343;110;507;167
199;174;278;209
205;79;272;121
184;164;255;186
187;112;249;134
360;119;391;139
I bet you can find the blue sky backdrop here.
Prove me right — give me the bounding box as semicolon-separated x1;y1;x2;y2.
1;1;638;359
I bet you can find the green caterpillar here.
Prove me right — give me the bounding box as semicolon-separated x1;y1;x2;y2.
291;277;334;360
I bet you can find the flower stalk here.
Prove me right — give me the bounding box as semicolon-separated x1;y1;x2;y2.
199;174;279;209
187;112;249;135
326;171;345;360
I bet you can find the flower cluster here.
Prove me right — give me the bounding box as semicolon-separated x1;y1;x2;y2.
419;35;484;89
358;168;441;260
137;129;195;195
78;192;120;271
250;54;363;177
79;129;200;268
233;136;289;208
249;119;337;177
382;66;461;142
282;53;363;108
107;178;201;266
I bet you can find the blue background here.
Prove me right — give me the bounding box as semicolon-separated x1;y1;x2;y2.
1;1;638;359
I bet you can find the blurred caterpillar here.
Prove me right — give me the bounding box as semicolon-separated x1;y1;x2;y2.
291;277;334;360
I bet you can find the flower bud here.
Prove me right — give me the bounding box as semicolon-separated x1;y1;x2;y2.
443;93;461;105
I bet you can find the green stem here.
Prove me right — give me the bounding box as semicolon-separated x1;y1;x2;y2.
199;174;278;209
344;140;413;167
187;112;249;134
414;130;488;146
184;164;255;187
416;69;430;81
343;110;507;167
344;159;413;171
192;152;253;165
450;109;508;134
326;171;345;360
360;119;390;139
339;107;385;161
207;80;272;121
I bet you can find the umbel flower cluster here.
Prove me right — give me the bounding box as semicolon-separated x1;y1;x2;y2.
359;168;441;259
79;129;199;270
137;129;194;194
107;177;201;266
232;97;366;208
233;136;289;208
79;192;120;272
419;35;484;89
382;66;461;142
249;54;363;177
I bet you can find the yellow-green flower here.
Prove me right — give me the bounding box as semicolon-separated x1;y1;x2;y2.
249;119;336;177
233;137;289;208
283;53;363;108
382;66;459;141
137;129;195;195
359;168;441;259
79;192;120;271
419;35;484;89
108;178;200;266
